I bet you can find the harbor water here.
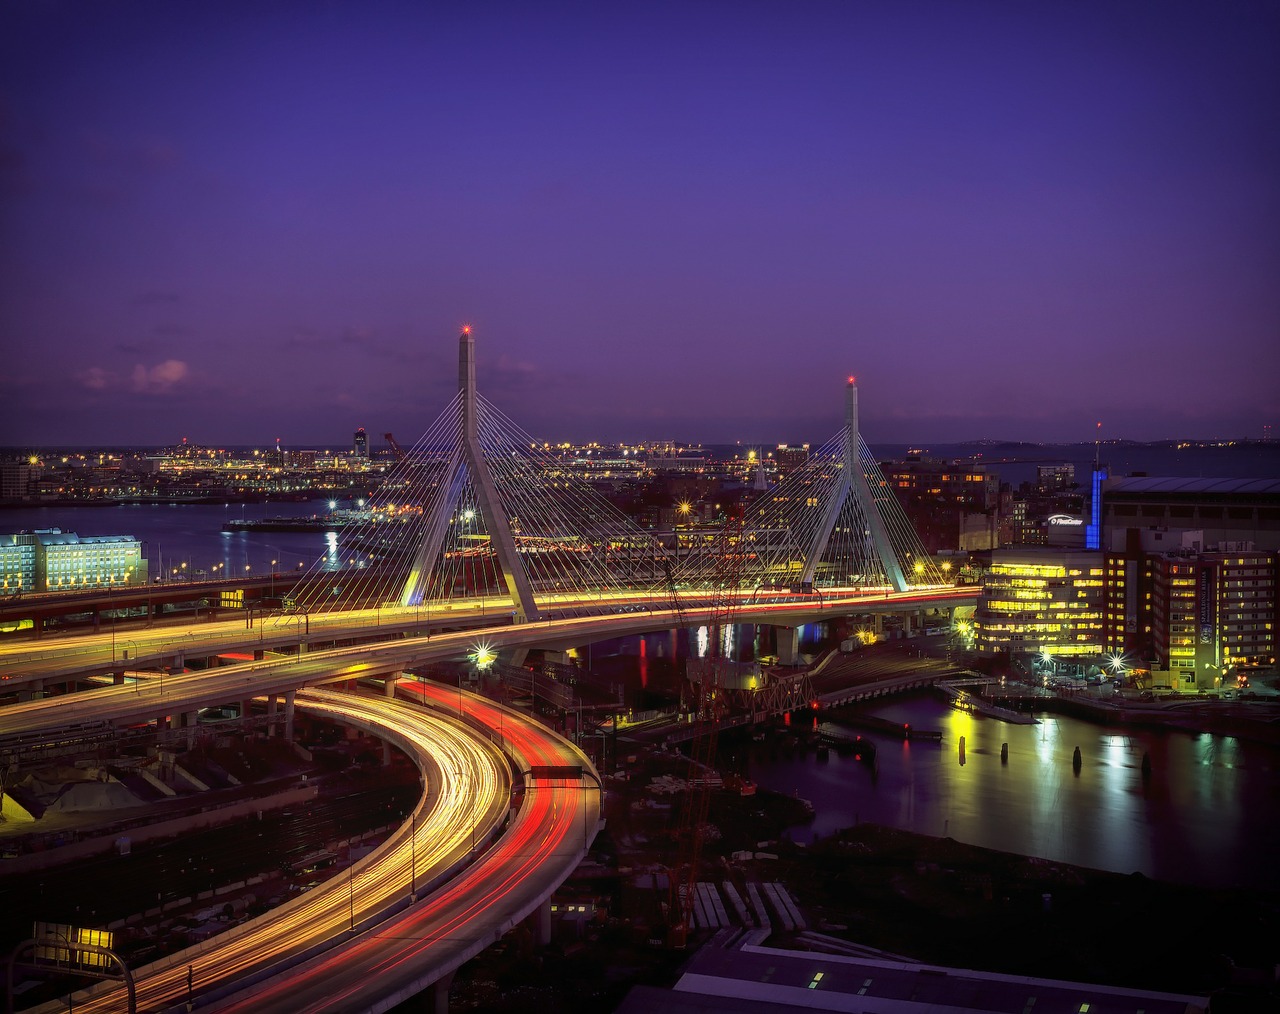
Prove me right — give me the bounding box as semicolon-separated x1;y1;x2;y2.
740;693;1280;892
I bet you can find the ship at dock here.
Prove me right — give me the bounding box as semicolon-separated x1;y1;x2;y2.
222;509;367;533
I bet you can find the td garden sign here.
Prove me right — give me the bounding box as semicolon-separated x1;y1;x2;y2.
1046;513;1085;546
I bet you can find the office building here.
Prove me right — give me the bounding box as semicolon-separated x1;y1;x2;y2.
1;530;148;594
973;548;1105;658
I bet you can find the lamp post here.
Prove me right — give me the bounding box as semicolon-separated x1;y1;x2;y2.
410;811;416;901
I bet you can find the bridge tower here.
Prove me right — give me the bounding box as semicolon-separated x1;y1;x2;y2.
399;328;541;622
798;377;908;592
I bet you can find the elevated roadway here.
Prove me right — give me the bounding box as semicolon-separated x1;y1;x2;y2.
0;585;977;700
2;585;972;1010
22;685;599;1013
210;683;601;1013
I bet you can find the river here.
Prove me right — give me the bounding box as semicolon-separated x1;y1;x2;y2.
0;499;347;579
739;694;1280;892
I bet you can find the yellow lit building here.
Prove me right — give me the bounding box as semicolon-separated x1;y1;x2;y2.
0;534;38;596
1150;549;1276;690
25;529;147;593
974;548;1105;657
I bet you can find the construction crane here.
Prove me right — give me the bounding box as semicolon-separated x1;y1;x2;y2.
668;509;745;947
383;432;406;461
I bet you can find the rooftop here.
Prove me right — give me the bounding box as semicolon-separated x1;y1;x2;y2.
1105;476;1280;497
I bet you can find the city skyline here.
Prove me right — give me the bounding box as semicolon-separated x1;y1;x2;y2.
1;2;1277;447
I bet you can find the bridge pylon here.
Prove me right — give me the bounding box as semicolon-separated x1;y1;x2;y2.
723;376;944;593
278;326;671;623
399;328;541;621
799;377;907;592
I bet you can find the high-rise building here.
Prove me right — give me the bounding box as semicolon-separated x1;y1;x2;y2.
973;548;1106;658
0;460;32;499
1148;549;1277;690
353;428;369;458
1036;463;1075;493
775;444;809;478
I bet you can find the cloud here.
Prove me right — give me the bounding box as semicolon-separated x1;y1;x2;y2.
75;367;117;391
131;359;190;393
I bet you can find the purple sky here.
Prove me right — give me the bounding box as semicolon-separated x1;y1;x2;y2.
2;1;1277;448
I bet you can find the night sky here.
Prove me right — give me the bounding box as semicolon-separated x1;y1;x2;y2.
1;1;1277;448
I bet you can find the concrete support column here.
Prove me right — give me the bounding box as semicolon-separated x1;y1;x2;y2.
174;650;184;670
776;626;800;666
425;970;455;1014
873;613;884;635
537;898;553;946
184;710;198;748
384;675;397;697
240;700;251;726
669;628;679;660
382;740;392;766
507;646;528;667
266;694;278;737
283;689;296;743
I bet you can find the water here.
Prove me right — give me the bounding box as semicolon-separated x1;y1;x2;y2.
741;694;1280;892
0;499;351;579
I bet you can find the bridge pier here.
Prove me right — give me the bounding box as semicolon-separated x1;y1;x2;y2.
283;689;296;742
266;694;278;736
506;646;529;667
384;676;397;698
423;970;454;1014
537;898;553;946
775;626;800;667
183;710;198;748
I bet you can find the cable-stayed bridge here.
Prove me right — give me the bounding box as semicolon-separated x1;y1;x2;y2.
287;328;952;626
0;329;975;1013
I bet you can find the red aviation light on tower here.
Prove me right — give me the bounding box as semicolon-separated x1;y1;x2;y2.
848;375;856;385
461;324;472;335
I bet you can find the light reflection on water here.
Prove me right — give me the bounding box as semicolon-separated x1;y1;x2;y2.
745;694;1280;891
